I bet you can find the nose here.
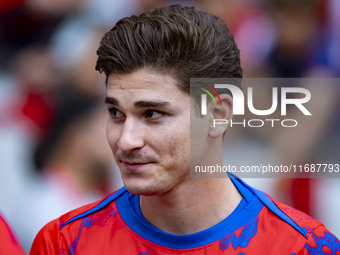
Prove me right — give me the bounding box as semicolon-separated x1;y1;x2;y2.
117;118;144;152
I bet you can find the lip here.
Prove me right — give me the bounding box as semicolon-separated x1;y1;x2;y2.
120;160;153;172
121;160;151;165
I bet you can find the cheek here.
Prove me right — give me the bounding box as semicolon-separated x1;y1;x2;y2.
166;136;190;181
167;128;190;165
106;121;119;152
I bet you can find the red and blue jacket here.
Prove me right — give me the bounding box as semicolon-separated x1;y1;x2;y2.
30;176;340;255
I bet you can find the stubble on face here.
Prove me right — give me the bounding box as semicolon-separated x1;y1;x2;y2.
105;69;192;196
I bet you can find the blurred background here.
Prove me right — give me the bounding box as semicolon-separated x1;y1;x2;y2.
0;0;339;252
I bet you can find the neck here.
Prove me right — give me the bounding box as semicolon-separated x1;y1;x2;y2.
140;177;242;235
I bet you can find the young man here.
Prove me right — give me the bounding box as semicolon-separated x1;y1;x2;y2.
30;4;340;254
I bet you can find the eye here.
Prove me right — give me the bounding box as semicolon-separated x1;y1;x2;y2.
144;110;164;119
108;108;125;119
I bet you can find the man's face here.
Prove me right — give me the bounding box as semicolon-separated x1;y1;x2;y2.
105;69;192;196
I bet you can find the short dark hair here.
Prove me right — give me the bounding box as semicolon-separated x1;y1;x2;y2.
95;4;242;93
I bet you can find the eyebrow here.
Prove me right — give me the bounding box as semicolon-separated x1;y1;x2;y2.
105;97;170;109
134;101;169;108
104;97;119;106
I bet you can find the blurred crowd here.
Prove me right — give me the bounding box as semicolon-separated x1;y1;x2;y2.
0;0;339;253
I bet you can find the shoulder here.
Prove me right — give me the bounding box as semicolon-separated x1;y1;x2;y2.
59;187;126;229
235;176;340;254
30;187;127;255
272;198;340;254
274;199;323;231
30;218;60;255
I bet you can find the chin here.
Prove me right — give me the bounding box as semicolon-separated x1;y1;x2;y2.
124;182;162;196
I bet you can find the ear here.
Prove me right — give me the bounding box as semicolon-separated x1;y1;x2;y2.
208;94;233;139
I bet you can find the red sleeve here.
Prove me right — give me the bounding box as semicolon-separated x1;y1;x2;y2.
0;214;26;255
29;219;59;255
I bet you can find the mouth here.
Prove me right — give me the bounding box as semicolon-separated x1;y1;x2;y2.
116;152;159;172
120;160;154;172
120;160;152;165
